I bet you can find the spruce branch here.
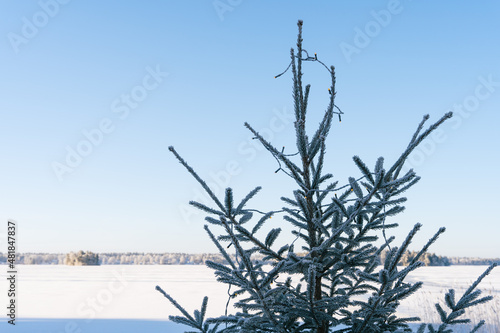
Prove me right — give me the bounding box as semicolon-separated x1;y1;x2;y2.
245;122;305;185
218;217;286;332
155;286;211;333
235;186;262;215
169;146;225;212
425;264;497;332
385;112;453;182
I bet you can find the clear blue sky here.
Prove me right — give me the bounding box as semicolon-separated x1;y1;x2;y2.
0;1;499;258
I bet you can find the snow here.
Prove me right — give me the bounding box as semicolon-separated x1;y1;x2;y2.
0;265;498;332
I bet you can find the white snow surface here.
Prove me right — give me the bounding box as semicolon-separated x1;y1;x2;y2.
0;265;498;332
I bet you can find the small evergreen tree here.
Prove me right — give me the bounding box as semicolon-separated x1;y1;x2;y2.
157;20;496;333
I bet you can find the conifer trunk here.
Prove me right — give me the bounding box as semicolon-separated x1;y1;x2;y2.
315;276;328;333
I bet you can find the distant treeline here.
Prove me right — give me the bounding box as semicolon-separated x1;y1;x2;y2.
380;250;453;267
0;252;239;265
0;251;498;266
64;250;100;266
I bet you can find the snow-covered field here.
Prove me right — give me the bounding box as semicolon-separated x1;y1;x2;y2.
0;265;498;332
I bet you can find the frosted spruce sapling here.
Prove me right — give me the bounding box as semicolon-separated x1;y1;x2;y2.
156;20;496;333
